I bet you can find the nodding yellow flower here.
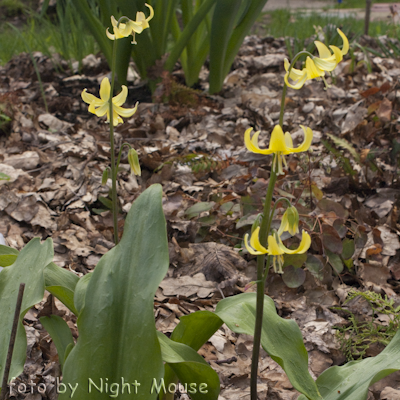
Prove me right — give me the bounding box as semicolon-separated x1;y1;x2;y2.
81;77;138;126
244;125;313;175
278;206;299;236
128;148;141;176
244;227;311;274
284;28;349;90
106;3;154;44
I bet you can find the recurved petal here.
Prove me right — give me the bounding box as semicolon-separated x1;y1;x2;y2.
113;85;128;106
292;125;313;153
244;233;264;255
113;102;138;118
314;40;332;59
145;3;154;22
284;58;306;81
244;128;274;155
329;45;343;63
249;227;269;254
284;70;307;90
106;28;116;40
284;131;293;149
81;89;100;105
269;125;289;153
313;56;337;72
128;19;144;33
337;28;349;55
281;231;311;254
99;78;111;102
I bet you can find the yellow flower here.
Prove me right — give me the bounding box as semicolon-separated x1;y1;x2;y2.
106;4;154;44
244;125;313;175
284;28;349;90
128;148;141;176
81;77;138;126
244;227;311;274
278;206;299;236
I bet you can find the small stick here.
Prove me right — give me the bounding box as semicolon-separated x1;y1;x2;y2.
0;283;25;400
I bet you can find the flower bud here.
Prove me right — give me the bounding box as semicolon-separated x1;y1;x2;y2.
128;148;141;176
278;206;299;236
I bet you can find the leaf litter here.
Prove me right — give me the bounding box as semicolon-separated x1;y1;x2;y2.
2;32;400;400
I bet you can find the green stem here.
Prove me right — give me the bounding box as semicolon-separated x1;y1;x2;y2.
250;161;278;400
109;40;119;245
279;50;313;127
116;143;133;171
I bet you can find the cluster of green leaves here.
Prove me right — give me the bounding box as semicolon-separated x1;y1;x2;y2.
335;290;400;361
1;185;400;400
71;0;268;93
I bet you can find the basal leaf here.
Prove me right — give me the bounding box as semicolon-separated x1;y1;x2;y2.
60;184;169;400
0;244;19;267
215;293;323;400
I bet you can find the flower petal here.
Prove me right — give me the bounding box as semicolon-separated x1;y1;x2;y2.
314;40;332;59
337;28;349;55
284;131;293;149
93;102;109;117
106;28;116;40
244;233;264;255
280;231;311;254
244;128;274;155
284;58;305;81
313;56;337;72
291;125;313;153
249;227;269;254
267;235;285;256
329;45;343;63
113;102;138;118
284;70;307;90
81;89;100;105
145;3;154;22
112;85;128;106
306;57;324;79
99;78;111;102
269;125;289;153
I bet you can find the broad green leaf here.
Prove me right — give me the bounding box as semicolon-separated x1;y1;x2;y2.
60;184;169;400
0;244;19;267
282;265;306;288
185;202;215;219
215;293;323;400
44;262;79;315
342;238;355;260
171;310;223;351
325;249;344;274
40;315;74;370
298;327;400;400
157;332;220;400
305;255;324;280
74;273;92;315
0;238;53;385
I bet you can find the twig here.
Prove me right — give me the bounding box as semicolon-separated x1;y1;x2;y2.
0;283;25;400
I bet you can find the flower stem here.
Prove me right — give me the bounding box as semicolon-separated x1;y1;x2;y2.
250;162;277;400
109;40;119;244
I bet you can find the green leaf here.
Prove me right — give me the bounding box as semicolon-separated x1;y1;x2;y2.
60;184;169;400
171;310;223;351
0;238;54;385
157;332;220;400
0;244;19;267
342;238;355;260
185;202;215;219
325;249;344;274
44;262;79;315
322;224;343;255
283;253;307;269
282;265;306;288
326;133;361;163
0;172;10;181
305;255;324;280
215;293;323;400
298;327;400;400
40;315;74;370
74;273;92;315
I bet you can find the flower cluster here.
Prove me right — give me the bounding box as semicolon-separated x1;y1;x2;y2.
284;28;349;89
245;207;311;274
244;125;313;175
106;3;154;44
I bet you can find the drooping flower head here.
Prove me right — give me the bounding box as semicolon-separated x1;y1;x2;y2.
128;148;141;176
106;4;154;44
244;223;311;274
244;125;313;175
278;206;300;236
284;28;349;90
81;77;138;126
